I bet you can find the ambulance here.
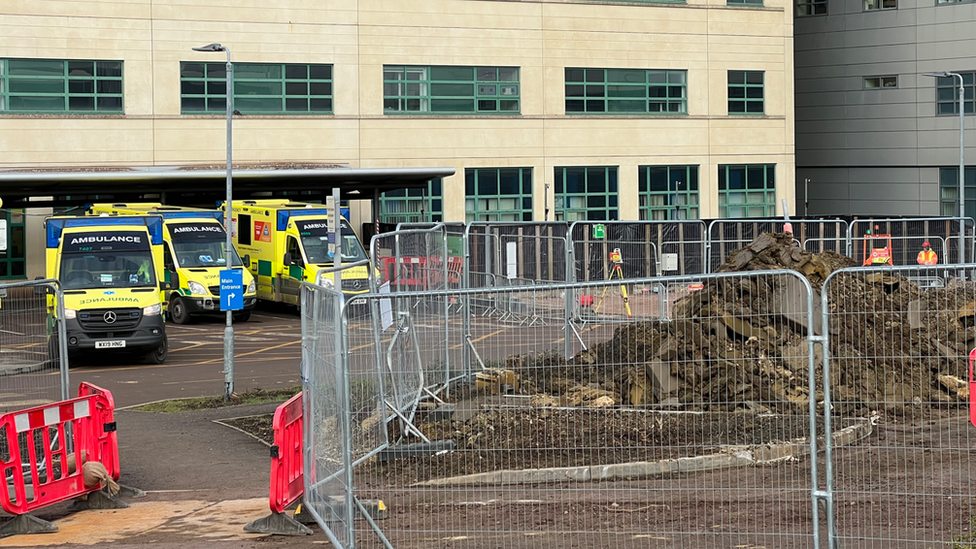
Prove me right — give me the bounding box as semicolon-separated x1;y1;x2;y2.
227;200;371;307
46;215;170;364
86;203;258;324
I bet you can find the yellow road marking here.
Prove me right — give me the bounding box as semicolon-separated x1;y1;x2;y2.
552;323;603;344
449;329;506;350
168;343;208;354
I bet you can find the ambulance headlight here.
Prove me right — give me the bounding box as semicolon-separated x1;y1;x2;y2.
143;303;162;316
187;281;206;295
247;279;256;294
64;308;76;319
316;272;334;288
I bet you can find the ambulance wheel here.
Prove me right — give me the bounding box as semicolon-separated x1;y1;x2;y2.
233;311;251;322
145;338;168;365
170;296;191;325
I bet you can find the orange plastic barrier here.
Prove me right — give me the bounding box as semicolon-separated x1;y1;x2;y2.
969;349;976;429
0;384;118;515
269;392;304;514
381;256;429;290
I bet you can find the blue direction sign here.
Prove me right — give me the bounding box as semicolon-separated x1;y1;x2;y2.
219;269;244;311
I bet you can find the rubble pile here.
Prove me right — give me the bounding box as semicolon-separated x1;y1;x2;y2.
511;233;976;417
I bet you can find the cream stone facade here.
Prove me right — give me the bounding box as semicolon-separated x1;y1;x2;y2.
0;0;794;279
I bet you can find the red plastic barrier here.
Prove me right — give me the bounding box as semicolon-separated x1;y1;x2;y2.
380;257;429;290
0;385;117;515
269;392;304;514
969;349;976;428
78;382;120;481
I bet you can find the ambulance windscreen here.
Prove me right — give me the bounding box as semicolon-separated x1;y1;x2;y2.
169;223;243;268
295;220;367;264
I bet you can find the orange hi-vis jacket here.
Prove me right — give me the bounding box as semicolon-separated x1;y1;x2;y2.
917;249;938;265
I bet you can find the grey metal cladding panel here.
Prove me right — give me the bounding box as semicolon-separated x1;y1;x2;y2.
849;166;922;183
837;44;920;65
849;182;920;201
917;42;976;64
848;199;926;215
842;11;918;31
917;4;976;26
795;105;851;122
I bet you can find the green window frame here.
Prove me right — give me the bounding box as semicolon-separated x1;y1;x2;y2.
180;62;333;114
554;167;619;221
718;164;776;218
936;72;976;115
384;66;520;114
465;168;533;222
379;180;444;224
728;70;764;115
0;59;123;114
0;209;26;279
939;167;976;218
565;68;687;114
639;166;700;220
797;0;827;15
728;0;763;5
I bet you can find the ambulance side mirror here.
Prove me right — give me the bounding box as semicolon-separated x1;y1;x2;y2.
160;281;174;291
283;252;293;266
34;276;47;295
242;254;250;268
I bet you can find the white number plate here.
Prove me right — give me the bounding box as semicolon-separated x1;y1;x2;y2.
95;340;126;349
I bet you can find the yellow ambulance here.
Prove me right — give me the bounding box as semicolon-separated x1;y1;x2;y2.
86;204;257;323
228;200;371;307
46;215;170;363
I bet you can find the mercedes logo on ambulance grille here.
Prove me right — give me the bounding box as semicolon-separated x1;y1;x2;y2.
103;311;117;324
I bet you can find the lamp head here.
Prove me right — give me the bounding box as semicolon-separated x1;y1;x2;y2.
922;71;953;78
192;43;226;52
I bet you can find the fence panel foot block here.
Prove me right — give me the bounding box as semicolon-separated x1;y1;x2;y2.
244;512;313;536
0;514;58;536
66;490;130;511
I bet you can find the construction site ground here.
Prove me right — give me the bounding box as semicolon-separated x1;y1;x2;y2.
5;234;976;546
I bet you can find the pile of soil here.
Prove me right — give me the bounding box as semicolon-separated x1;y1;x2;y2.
510;233;975;418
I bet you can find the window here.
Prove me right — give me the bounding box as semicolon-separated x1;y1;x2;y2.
728;0;763;5
938;0;975;3
180;62;333;114
728;71;764;115
639;166;700;220
465;168;533;222
380;180;444;224
237;214;251;246
565;68;687;114
939;167;976;219
797;0;827;15
554;167;619;221
864;0;895;8
936;72;976;115
0;210;25;278
718;165;776;218
864;76;898;89
0;59;123;113
384;66;519;114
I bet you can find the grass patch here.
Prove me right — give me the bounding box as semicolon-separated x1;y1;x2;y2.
133;386;302;413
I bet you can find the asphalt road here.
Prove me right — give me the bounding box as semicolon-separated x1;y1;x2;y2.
69;306;304;408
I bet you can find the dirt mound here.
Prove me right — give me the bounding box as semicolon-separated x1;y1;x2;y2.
716;232;857;290
509;234;976;418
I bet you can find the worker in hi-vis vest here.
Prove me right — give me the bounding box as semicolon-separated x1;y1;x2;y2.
917;241;938;265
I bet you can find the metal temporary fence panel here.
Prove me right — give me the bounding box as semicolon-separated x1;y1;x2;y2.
0;279;69;415
570;220;707;280
707;218;848;273
353;271;820;549
301;283;355;549
849;217;973;265
463;222;570;286
821;264;976;549
370;224;453;401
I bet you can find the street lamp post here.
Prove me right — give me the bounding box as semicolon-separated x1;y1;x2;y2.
924;71;966;265
193;43;235;401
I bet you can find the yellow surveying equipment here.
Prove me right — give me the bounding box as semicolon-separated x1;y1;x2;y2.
593;248;633;318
